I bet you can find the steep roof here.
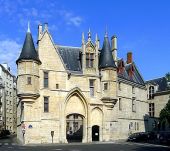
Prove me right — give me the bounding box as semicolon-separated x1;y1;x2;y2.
99;34;116;69
117;60;145;86
16;31;41;64
146;77;169;92
57;46;82;73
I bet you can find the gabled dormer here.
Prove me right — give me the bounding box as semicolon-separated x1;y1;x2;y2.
82;29;99;75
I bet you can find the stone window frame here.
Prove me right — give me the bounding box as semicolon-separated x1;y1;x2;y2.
27;76;32;85
104;83;108;91
56;84;59;89
149;103;154;117
43;71;49;88
119;98;122;111
86;53;94;68
149;86;154;100
132;98;136;112
118;82;121;91
132;86;135;94
89;79;95;97
44;96;49;113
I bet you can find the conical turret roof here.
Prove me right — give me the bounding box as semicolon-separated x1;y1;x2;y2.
16;26;41;64
99;33;116;69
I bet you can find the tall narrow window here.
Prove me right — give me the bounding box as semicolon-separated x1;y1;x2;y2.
132;99;136;112
119;98;122;111
104;83;108;90
132;86;135;94
44;72;48;88
89;79;95;97
27;77;31;85
56;84;59;89
86;53;94;68
149;86;154;99
44;97;49;112
137;122;139;130
118;82;121;90
149;103;154;117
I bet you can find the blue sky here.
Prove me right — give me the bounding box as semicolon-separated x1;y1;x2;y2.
0;0;169;80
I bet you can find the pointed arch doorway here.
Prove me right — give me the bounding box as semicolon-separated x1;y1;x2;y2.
66;113;83;142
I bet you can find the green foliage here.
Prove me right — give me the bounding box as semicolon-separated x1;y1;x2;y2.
165;72;170;82
160;99;170;125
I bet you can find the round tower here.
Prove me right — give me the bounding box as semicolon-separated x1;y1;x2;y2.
99;32;117;108
16;24;41;101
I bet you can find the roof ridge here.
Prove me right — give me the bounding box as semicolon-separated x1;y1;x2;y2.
146;76;165;82
57;45;81;49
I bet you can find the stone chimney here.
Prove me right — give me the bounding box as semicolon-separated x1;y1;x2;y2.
111;35;117;64
127;52;133;64
38;24;43;41
44;23;48;31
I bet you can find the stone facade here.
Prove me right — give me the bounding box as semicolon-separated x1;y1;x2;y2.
146;76;170;131
0;63;17;133
17;24;148;144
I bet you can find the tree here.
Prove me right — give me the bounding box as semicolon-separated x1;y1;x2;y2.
159;99;170;128
165;72;170;90
165;72;170;82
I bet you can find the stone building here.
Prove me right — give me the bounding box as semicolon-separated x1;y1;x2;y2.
0;63;17;133
16;23;148;144
146;74;170;131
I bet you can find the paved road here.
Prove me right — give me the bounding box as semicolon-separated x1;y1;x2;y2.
0;136;170;151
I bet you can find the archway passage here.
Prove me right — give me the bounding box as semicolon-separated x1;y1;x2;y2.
92;125;99;141
66;114;83;142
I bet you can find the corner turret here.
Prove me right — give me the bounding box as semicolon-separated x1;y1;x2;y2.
99;32;117;108
16;23;41;101
99;32;116;69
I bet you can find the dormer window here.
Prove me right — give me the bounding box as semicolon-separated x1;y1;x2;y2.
149;86;154;99
118;60;124;74
86;53;94;68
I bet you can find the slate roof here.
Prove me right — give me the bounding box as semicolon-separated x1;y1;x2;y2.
57;45;145;86
117;60;145;86
99;34;116;69
16;31;41;64
146;77;169;92
57;46;82;73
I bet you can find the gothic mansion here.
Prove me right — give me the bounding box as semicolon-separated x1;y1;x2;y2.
16;23;148;144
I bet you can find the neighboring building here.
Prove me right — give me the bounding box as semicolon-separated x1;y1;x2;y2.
16;23;148;144
146;74;170;131
0;63;17;133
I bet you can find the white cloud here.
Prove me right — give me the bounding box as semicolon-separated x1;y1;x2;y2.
58;10;83;27
0;39;21;75
0;1;84;29
68;16;82;27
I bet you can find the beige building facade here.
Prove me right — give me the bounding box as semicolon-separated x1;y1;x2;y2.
146;75;170;131
0;63;17;133
16;24;148;144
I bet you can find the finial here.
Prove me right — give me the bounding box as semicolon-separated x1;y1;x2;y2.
27;21;31;33
82;32;85;44
88;28;91;41
82;32;84;40
95;33;98;41
105;25;108;37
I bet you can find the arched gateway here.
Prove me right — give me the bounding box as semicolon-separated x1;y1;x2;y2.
65;88;88;143
66;113;83;142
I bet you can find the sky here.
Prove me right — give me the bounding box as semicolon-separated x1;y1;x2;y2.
0;0;170;80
